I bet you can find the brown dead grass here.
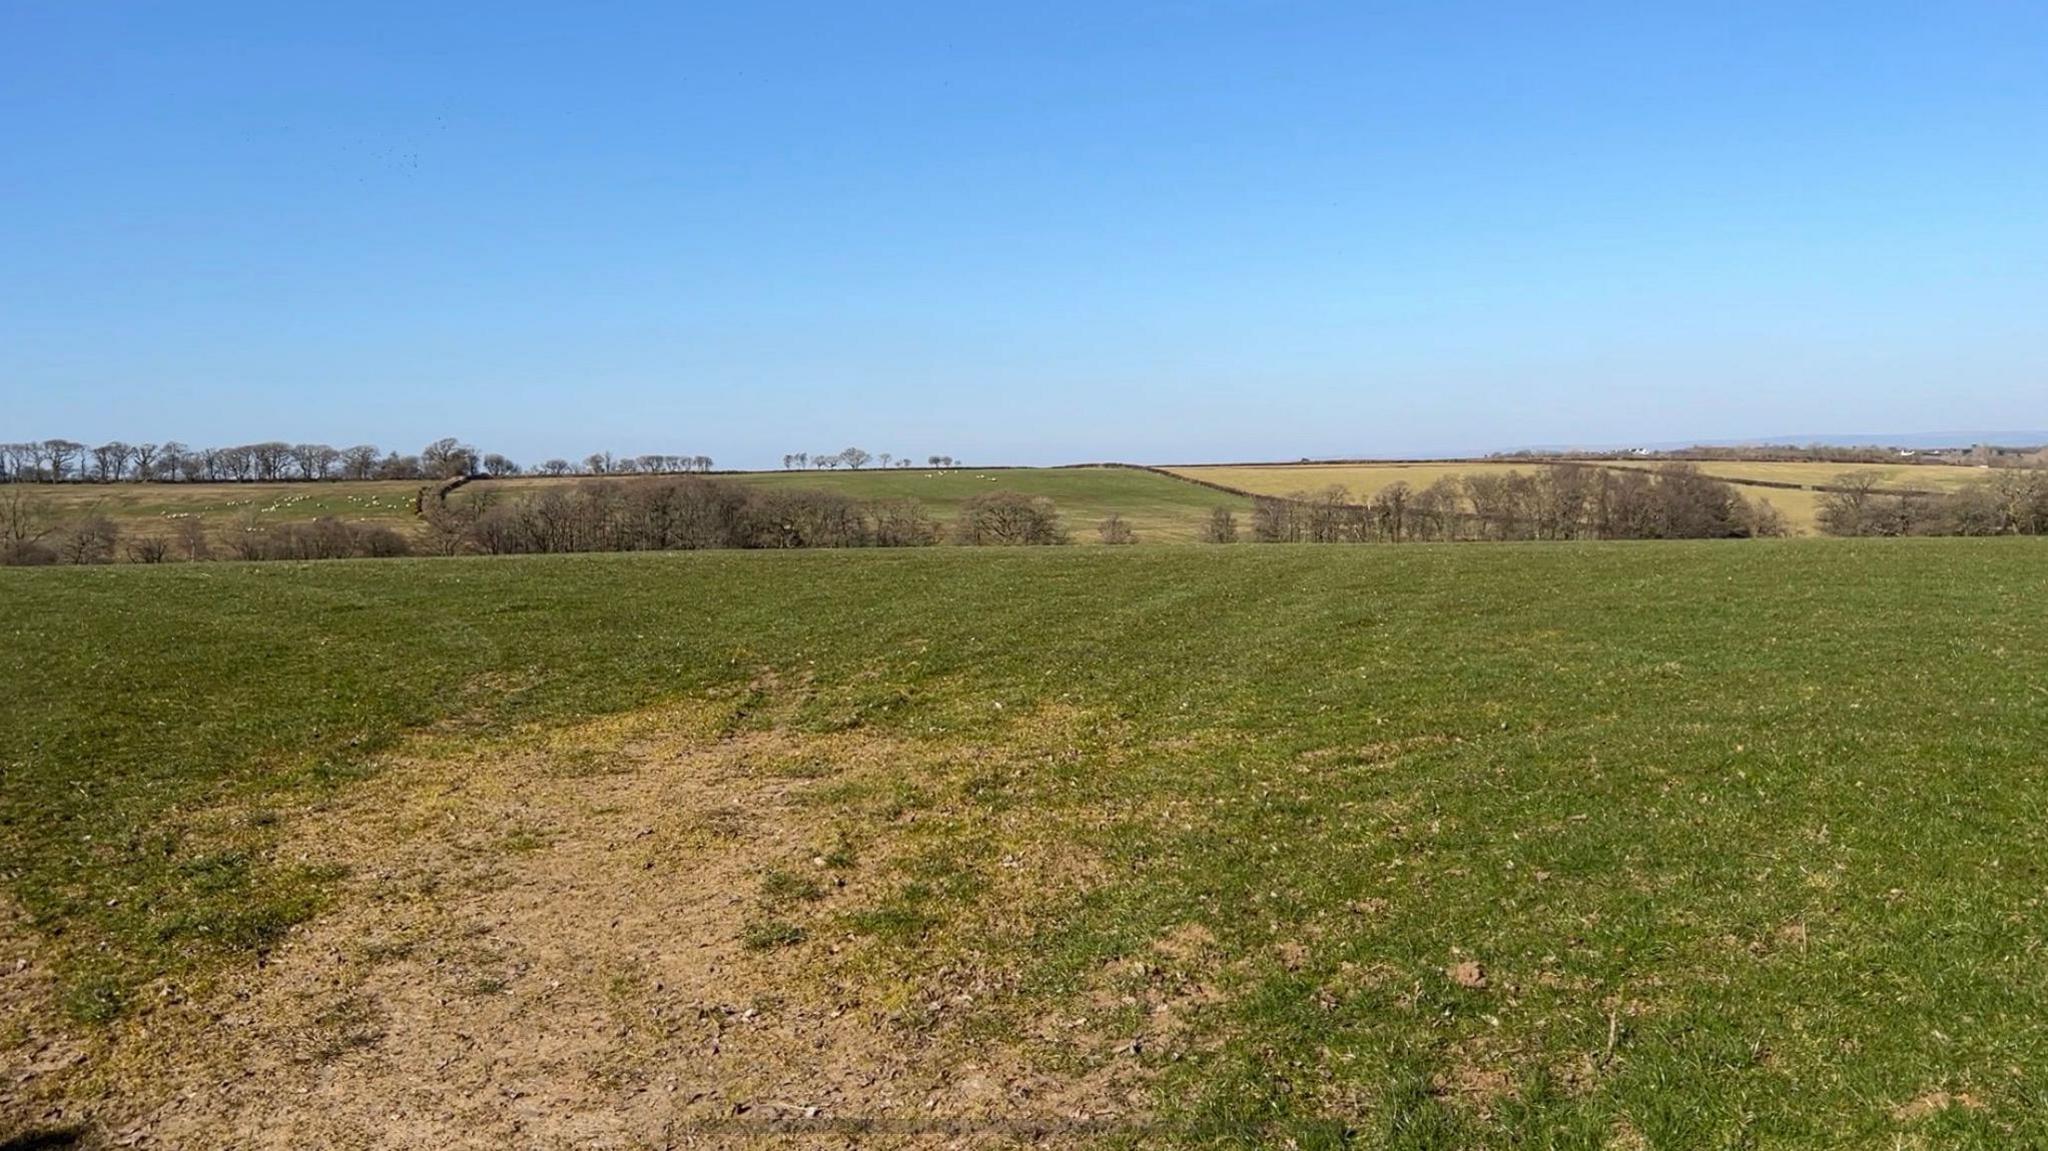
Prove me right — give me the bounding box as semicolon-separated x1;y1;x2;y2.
3;697;1158;1149
1892;1089;1986;1123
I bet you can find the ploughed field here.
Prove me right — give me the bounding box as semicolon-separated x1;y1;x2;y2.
3;541;2045;1147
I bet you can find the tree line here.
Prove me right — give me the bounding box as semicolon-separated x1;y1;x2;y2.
1235;464;1787;542
780;449;958;470
1816;469;2048;536
440;478;1059;554
10;461;2042;567
0;437;719;484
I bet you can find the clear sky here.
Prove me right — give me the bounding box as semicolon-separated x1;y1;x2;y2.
4;2;2044;467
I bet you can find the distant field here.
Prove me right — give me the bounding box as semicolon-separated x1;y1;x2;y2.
5;540;2047;1145
16;467;1248;549
10;460;2006;548
468;465;1252;543
1599;458;1994;492
28;479;429;533
1166;459;1999;535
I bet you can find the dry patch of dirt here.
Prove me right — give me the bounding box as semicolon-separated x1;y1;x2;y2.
1428;1038;1517;1115
0;897;92;1142
8;698;1155;1148
1445;960;1487;990
1892;1089;1985;1123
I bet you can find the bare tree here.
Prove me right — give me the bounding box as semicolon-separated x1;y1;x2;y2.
540;458;572;476
1202;507;1239;543
954;491;1066;545
375;452;422;480
1097;513;1136;544
422;437;480;479
249;441;293;481
60;515;120;564
1;488;57;546
90;442;133;482
172;516;213;561
1817;473;1884;536
290;443;341;480
840;447;872;470
125;535;171;563
42;440;84;482
339;444;380;480
482;453;522;476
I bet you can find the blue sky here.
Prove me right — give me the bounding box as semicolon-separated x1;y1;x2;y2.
4;2;2044;467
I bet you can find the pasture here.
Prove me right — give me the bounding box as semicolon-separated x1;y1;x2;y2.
26;478;428;532
28;466;1246;552
4;540;2046;1146
471;465;1252;544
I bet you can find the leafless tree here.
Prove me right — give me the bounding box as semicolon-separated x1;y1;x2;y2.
1097;513;1136;544
90;442;133;482
249;441;293;481
1816;473;1884;536
482;453;521;476
60;515;120;564
422;437;480;479
290;443;340;480
540;458;572;476
339;444;380;480
42;440;84;482
954;491;1066;545
1202;507;1239;543
172;516;213;561
1;488;57;546
1250;496;1300;543
375;452;422;480
125;535;171;563
870;498;939;546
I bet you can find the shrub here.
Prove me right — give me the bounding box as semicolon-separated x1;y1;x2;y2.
1202;507;1239;544
953;491;1066;545
0;539;57;566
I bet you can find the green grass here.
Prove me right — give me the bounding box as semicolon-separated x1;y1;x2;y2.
29;479;429;533
4;540;2047;1145
475;464;1251;542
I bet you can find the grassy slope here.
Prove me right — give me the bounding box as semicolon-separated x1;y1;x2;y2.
5;541;2047;1145
23;466;1246;548
478;465;1252;543
29;479;428;530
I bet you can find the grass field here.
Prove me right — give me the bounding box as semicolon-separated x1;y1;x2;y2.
4;541;2046;1146
1166;460;1999;535
470;465;1253;543
28;478;429;532
27;467;1246;549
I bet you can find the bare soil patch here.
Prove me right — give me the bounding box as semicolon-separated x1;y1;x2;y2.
4;700;1154;1148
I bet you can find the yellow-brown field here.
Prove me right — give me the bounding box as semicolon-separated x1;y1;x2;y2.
1162;459;1997;535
